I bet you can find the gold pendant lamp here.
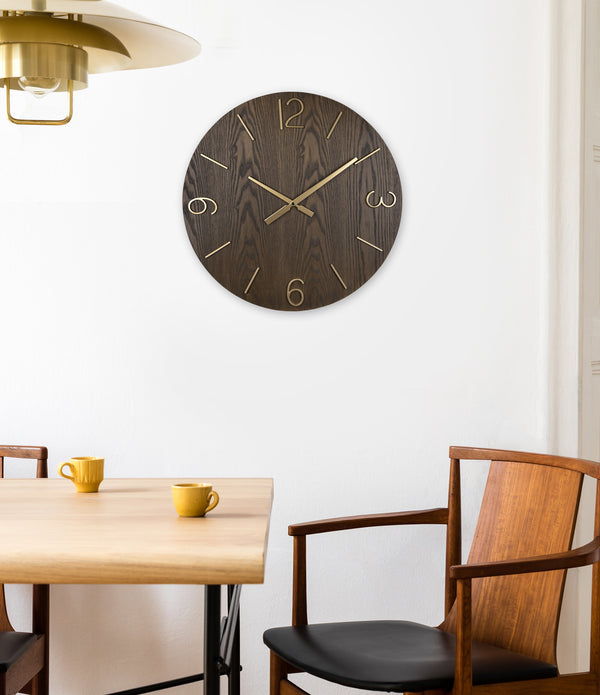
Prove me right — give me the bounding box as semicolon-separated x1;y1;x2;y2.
0;0;200;125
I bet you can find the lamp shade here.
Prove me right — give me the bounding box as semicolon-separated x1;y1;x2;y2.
0;0;200;123
0;0;201;70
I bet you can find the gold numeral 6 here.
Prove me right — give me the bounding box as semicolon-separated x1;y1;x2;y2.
286;278;305;307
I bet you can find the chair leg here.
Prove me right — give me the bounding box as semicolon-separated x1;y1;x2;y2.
280;680;311;695
29;664;49;695
270;651;286;695
270;653;311;695
32;585;49;695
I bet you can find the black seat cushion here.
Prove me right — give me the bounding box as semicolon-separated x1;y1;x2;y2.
263;621;558;692
0;632;38;673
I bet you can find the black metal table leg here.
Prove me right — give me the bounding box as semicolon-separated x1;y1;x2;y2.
227;586;241;695
204;585;221;695
106;584;241;695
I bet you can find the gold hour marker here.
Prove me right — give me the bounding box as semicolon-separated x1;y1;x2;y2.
205;241;231;259
278;99;284;130
355;147;381;165
237;114;255;141
201;153;229;170
244;267;260;294
326;111;343;140
330;263;347;290
356;236;383;252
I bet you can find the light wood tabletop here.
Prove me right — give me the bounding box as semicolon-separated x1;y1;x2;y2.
0;478;273;585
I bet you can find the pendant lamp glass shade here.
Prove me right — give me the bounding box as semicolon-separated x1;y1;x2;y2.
0;0;200;124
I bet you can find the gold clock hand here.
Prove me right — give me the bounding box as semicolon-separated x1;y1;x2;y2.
264;157;359;226
248;176;314;217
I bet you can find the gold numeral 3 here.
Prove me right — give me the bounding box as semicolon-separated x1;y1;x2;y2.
365;190;397;209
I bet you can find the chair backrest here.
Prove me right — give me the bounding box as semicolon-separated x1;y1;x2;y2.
0;446;48;632
0;446;48;479
441;448;584;665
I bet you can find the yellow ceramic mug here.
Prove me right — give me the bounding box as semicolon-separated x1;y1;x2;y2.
171;483;219;517
58;457;104;493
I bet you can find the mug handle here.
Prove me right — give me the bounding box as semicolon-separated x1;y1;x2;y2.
205;490;219;514
58;462;76;482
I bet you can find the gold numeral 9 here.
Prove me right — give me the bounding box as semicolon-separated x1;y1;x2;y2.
188;197;218;215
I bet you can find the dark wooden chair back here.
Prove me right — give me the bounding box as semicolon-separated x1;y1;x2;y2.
0;445;49;695
267;446;600;695
0;446;47;480
441;455;582;664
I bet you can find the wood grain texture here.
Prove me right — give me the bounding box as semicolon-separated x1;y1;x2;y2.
183;92;402;310
0;478;273;585
442;459;582;664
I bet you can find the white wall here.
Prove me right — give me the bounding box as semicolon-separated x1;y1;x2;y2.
0;1;580;693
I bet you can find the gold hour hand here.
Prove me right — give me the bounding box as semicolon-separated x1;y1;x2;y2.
248;176;314;217
265;157;358;225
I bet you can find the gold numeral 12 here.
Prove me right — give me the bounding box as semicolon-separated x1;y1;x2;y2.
278;98;305;130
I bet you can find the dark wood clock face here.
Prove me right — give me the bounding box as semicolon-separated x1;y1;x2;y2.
182;91;402;311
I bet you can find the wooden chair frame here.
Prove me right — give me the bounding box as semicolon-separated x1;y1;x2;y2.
0;446;49;695
269;447;600;695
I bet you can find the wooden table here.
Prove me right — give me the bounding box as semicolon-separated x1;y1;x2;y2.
0;477;273;694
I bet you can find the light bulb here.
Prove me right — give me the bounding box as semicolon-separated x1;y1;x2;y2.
17;76;61;99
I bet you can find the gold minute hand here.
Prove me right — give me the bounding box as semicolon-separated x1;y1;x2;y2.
248;176;314;217
264;157;359;226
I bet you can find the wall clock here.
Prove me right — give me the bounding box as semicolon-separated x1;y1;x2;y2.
182;91;402;311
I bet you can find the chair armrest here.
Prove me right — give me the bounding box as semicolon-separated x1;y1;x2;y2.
450;536;600;693
450;536;600;580
289;507;449;627
288;508;449;536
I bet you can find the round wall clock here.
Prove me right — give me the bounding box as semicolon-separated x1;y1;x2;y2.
182;91;402;311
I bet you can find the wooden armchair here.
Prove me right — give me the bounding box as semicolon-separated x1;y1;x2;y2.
0;446;49;695
264;447;600;694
